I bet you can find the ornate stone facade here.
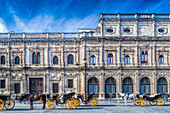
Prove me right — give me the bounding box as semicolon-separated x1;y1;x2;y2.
0;13;170;99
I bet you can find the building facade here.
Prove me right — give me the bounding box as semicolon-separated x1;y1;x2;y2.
0;13;170;99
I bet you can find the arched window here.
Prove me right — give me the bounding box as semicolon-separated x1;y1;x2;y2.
141;51;148;63
122;77;133;93
159;55;164;64
124;55;130;64
157;77;167;93
140;77;150;94
68;54;73;64
90;55;95;64
141;51;144;62
88;77;99;97
108;54;113;64
53;56;58;64
15;56;20;64
145;52;148;62
105;77;116;98
1;56;5;64
32;52;36;64
37;52;40;64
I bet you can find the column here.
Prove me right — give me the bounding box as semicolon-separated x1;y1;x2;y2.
135;73;140;94
117;72;122;98
153;72;157;94
153;41;156;67
81;72;85;94
46;73;49;94
100;73;104;99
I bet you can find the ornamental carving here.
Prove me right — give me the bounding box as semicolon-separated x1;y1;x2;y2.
139;72;153;77
64;42;75;45
51;74;61;80
0;48;7;52
87;40;100;44
104;41;119;44
122;72;135;77
105;73;117;79
50;42;61;45
50;49;61;53
65;47;77;51
11;74;24;80
87;47;99;52
64;73;79;78
27;71;46;76
0;73;8;77
105;46;117;51
123;48;134;52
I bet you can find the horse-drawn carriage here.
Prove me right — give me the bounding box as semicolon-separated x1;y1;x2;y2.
45;92;77;110
76;92;98;107
118;93;166;107
135;93;165;107
45;92;98;110
0;94;15;111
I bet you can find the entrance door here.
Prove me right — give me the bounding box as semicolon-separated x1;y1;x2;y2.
29;78;43;94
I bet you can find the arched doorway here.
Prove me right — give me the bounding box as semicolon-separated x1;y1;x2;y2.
157;77;167;93
88;77;99;97
122;77;133;93
140;77;150;94
105;77;116;98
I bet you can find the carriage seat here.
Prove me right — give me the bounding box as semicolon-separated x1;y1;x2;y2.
64;92;75;97
146;94;161;101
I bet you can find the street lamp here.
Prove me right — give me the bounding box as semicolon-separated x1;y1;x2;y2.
75;63;79;68
92;63;95;68
83;58;87;103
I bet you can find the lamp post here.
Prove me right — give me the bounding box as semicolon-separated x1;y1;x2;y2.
83;58;87;103
92;63;95;68
76;63;79;68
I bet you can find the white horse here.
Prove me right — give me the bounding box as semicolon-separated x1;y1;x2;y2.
118;93;137;103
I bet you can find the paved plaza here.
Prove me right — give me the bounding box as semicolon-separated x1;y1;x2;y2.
1;101;170;113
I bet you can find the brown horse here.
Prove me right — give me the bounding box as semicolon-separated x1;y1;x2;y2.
18;94;46;110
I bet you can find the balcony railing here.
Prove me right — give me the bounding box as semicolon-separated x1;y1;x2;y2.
101;13;170;19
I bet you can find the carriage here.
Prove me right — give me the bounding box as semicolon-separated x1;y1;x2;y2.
75;92;98;107
45;92;98;110
45;92;78;110
0;94;15;111
135;93;165;107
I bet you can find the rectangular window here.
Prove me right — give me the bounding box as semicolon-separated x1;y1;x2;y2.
0;80;5;88
145;85;150;93
88;85;93;94
106;85;110;93
94;85;98;93
128;85;133;93
140;85;144;94
111;85;116;93
68;79;73;88
14;83;20;93
53;83;58;93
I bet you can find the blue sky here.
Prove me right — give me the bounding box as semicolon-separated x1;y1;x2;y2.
0;0;170;33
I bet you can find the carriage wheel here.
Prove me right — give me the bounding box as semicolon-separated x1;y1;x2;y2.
89;98;98;107
156;98;165;106
149;100;156;106
45;100;56;110
73;99;80;108
135;99;142;106
4;99;15;110
65;98;76;110
0;99;4;111
140;99;146;107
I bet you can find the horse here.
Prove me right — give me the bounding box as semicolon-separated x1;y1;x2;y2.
118;93;139;103
18;94;46;110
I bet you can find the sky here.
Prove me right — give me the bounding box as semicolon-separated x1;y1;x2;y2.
0;0;170;33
